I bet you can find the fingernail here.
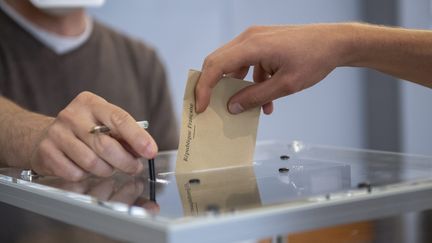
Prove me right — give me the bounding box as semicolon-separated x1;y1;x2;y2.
145;143;156;158
228;103;244;114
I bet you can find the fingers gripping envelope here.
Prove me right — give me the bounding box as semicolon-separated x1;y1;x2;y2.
176;70;261;173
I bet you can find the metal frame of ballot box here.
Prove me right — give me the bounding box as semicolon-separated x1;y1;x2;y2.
1;140;432;243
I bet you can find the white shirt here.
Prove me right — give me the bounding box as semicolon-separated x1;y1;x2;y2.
0;0;93;55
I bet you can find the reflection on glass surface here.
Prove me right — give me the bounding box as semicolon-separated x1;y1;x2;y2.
175;166;261;216
1;141;432;220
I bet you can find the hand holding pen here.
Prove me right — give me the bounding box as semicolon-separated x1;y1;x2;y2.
91;120;157;182
29;91;158;181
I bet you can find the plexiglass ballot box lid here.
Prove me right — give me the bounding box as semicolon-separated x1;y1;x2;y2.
1;140;432;243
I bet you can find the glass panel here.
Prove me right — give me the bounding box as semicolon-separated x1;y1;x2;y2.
1;140;432;221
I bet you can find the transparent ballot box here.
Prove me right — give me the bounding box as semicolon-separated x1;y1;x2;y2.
1;141;432;243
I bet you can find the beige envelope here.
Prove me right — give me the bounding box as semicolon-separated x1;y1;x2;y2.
176;70;261;173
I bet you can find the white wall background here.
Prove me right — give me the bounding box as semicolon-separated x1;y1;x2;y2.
89;0;431;154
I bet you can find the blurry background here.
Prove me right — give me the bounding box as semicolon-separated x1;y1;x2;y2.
89;0;432;155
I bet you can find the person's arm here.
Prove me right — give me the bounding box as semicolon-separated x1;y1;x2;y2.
0;96;52;168
0;92;158;181
347;23;432;86
195;23;432;114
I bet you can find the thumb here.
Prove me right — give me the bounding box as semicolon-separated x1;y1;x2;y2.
228;73;286;114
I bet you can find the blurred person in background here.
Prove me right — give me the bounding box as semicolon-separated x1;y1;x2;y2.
0;0;178;181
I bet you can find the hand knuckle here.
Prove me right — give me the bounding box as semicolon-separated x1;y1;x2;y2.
68;170;86;182
203;55;216;69
282;81;299;94
75;91;105;105
45;123;64;141
94;136;114;156
37;139;49;152
244;25;264;36
37;140;53;158
246;33;267;49
76;91;95;102
81;155;100;171
247;94;262;108
124;161;139;174
110;110;131;128
57;108;74;124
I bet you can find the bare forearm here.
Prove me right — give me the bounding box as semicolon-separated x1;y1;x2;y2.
0;97;52;168
196;22;432;115
345;23;432;87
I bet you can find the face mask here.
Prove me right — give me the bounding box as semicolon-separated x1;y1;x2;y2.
29;0;105;9
39;7;81;17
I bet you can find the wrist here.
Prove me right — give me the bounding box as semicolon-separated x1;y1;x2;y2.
338;22;398;69
21;112;54;169
328;23;368;68
0;108;53;169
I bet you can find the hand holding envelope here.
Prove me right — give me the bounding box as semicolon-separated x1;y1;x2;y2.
176;70;261;173
175;70;262;215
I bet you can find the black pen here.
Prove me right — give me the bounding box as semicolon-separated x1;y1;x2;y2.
148;158;156;182
148;160;156;202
